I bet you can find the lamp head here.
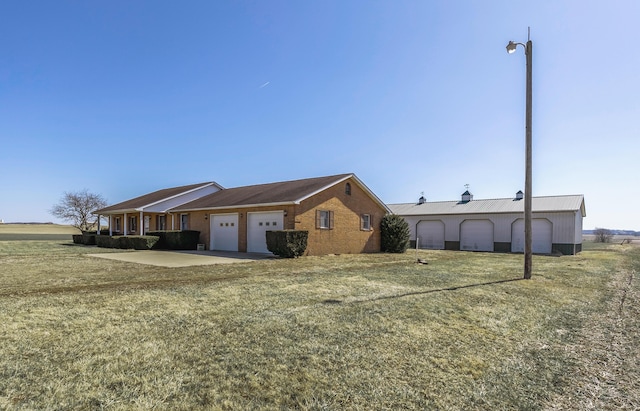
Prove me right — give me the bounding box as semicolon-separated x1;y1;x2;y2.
506;41;518;54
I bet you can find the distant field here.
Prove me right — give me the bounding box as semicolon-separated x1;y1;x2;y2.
583;234;640;245
0;224;79;241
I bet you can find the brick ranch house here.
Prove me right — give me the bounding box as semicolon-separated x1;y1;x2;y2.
94;173;390;256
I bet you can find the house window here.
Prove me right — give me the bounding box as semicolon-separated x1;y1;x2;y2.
180;214;189;230
129;216;137;232
157;215;166;230
114;217;121;232
316;210;334;229
345;183;351;195
361;214;372;231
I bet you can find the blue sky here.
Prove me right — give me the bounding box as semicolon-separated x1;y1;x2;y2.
1;1;638;230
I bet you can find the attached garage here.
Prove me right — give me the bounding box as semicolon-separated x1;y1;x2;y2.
210;213;239;251
511;218;553;254
460;219;494;252
416;220;445;249
247;211;284;254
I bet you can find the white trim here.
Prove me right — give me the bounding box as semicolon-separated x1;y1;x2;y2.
171;174;390;214
296;174;353;204
95;182;225;215
136;182;224;211
180;213;189;230
175;201;296;213
296;174;391;213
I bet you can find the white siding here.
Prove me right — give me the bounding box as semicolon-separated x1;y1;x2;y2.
145;186;221;212
574;211;583;244
402;211;581;251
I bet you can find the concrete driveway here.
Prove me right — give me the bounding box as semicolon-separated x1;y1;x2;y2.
88;250;273;268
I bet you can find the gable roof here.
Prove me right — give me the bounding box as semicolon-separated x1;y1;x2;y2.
388;194;586;217
95;182;223;214
172;173;390;212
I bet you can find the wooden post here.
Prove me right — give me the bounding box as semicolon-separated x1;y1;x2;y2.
524;38;533;280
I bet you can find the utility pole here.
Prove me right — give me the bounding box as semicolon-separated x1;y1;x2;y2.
507;28;533;279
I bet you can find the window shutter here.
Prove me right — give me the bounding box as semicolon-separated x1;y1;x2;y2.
329;211;334;229
316;210;321;229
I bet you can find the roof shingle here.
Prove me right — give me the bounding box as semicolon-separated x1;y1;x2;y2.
172;174;354;211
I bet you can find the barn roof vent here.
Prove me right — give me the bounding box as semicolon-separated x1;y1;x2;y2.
417;192;426;205
461;190;473;203
515;190;524;200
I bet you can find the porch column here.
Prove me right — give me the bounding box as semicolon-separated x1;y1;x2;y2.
140;211;144;235
96;215;100;235
171;214;175;230
124;212;128;236
109;215;113;236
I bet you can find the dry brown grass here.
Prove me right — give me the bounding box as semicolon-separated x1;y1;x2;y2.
0;239;638;410
0;224;80;241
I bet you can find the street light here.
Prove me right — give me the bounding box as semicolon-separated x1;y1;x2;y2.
507;29;533;280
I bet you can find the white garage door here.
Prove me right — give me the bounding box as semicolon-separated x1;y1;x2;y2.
416;220;445;249
210;214;239;251
460;219;494;252
247;211;284;254
511;219;552;254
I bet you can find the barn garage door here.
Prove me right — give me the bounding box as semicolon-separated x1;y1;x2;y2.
247;211;284;254
210;214;239;251
511;219;552;254
460;219;494;251
416;220;445;249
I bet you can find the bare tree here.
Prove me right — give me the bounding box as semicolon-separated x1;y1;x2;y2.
593;227;614;243
50;189;107;232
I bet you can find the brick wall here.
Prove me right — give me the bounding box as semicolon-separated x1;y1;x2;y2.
183;177;386;256
294;177;385;255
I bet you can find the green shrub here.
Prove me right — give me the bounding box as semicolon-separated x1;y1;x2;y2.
119;236;160;250
146;230;200;250
81;233;97;245
72;235;84;244
266;230;308;258
95;235;159;250
96;235;117;248
380;214;410;253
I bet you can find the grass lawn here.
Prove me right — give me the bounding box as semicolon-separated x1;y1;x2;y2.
0;239;638;410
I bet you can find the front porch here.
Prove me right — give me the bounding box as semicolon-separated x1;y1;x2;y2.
95;212;193;236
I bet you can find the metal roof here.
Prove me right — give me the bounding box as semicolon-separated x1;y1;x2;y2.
388;195;585;217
